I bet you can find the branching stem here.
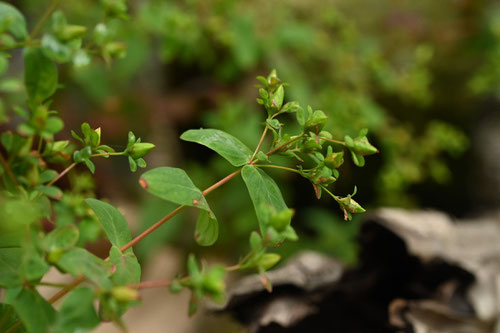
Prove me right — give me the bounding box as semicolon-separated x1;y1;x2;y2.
250;127;269;162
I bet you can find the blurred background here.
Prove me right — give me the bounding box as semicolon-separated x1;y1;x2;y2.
5;0;500;331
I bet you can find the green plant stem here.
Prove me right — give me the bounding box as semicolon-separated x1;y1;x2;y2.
225;264;241;272
0;151;20;190
320;137;346;146
320;185;340;201
253;164;301;175
29;0;61;40
250;127;269;162
91;152;126;157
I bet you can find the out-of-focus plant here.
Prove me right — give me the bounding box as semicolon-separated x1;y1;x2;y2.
39;0;468;210
0;2;378;331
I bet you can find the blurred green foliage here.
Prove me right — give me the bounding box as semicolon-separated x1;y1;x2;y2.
8;0;500;265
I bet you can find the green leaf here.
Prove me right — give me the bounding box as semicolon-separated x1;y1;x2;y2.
194;210;218;246
187;254;200;278
56;248;112;289
39;169;58;184
52;287;100;333
181;129;252;166
5;287;56;333
0;247;22;287
35;185;63;200
241;165;288;233
109;246;141;286
21;243;49;282
85;198;132;250
43;225;79;253
128;155;137;172
24;48;58;104
271;85;284;110
139;167;210;211
84;158;95;174
0;3;28;39
0;304;20;333
258;253;281;271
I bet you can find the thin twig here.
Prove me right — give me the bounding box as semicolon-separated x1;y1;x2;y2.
4;321;22;333
47;162;76;186
0;151;19;189
320;137;346;146
120;205;186;253
29;0;61;40
252;164;301;175
265;135;302;156
48;276;85;304
250;127;269;162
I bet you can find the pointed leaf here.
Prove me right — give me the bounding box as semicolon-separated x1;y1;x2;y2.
139;167;210;211
241;165;287;232
24;48;58;104
5;287;56;333
56;248;112;289
0;247;22;287
85;199;132;250
181;129;252;166
43;225;79;253
52;287;100;333
0;3;28;39
194;210;218;246
109;246;141;286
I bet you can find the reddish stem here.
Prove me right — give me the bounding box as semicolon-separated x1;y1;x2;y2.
48;276;85;304
48;162;76;186
120;205;186;252
202;169;241;196
47;168;242;304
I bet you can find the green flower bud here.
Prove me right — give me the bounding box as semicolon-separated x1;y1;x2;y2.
351;138;378;155
311;166;336;185
129;142;155;159
258;253;281;271
102;0;127;17
103;41;127;60
345;129;378;156
300;137;322;153
57;25;87;41
324;150;344;169
249;231;263;251
268;208;294;232
337;196;365;214
47;249;63;264
304;110;328;133
169;280;183;293
111;286;139;302
202;266;225;297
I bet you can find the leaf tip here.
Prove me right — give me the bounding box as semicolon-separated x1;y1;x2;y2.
139;178;148;189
